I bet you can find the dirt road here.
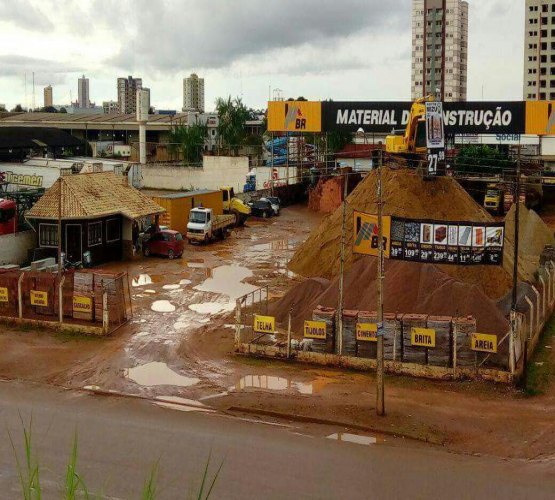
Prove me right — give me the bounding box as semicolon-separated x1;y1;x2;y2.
0;205;554;462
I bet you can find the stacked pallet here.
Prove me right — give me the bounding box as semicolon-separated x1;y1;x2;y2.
341;310;358;356
401;314;428;364
73;272;94;321
93;273;128;326
357;311;377;359
312;306;336;354
453;316;477;368
427;316;452;367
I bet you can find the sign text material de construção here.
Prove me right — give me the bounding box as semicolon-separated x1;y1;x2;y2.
354;210;504;266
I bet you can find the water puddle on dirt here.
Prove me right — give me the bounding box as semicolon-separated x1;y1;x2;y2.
154;396;214;413
162;284;181;291
189;302;235;315
326;433;381;445
151;300;176;313
235;375;317;394
194;265;257;300
132;274;153;287
125;362;200;387
145;290;157;295
179;279;192;286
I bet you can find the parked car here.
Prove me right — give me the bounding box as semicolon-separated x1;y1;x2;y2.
248;199;274;218
260;196;281;216
143;230;184;259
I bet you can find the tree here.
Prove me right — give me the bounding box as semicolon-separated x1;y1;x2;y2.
327;129;353;153
455;145;512;176
11;104;23;112
215;96;250;155
40;106;58;113
0;105;6;112
59;107;67;113
168;123;207;164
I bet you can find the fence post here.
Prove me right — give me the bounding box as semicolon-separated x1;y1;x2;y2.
539;275;547;321
509;310;516;375
524;295;534;340
58;275;65;325
287;307;292;359
549;261;555;306
17;272;24;319
452;323;458;379
102;289;109;334
531;286;541;333
235;298;241;347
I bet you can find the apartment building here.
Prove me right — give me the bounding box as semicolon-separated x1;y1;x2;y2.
78;75;90;108
44;85;53;107
411;0;468;102
118;76;147;114
183;73;205;113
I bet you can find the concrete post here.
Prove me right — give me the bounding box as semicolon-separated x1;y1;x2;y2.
58;275;65;324
545;266;553;306
17;273;24;319
531;286;541;333
509;310;516;375
538;275;547;322
102;290;108;334
524;295;534;340
235;298;241;346
139;123;147;165
287;308;292;359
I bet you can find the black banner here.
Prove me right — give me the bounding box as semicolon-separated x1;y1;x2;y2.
322;101;526;135
389;218;504;266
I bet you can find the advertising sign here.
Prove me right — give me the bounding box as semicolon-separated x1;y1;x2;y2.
389;218;504;266
356;323;378;342
470;333;498;354
73;295;93;314
0;287;8;303
30;290;48;307
304;320;327;340
411;327;436;348
425;101;446;177
353;211;391;258
267;101;322;133
253;315;275;334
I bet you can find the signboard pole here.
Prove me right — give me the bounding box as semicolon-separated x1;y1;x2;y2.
57;177;62;278
376;150;385;416
337;172;348;356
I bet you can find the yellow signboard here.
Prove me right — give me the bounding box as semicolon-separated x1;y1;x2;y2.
0;287;8;303
356;323;378;342
353;211;391;258
30;290;48;307
253;315;275;334
411;327;436;348
525;101;555;136
470;333;498;354
267;101;322;133
73;295;93;313
304;320;327;340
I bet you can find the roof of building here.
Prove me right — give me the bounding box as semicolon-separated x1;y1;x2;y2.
0;127;84;150
151;189;219;199
26;172;165;220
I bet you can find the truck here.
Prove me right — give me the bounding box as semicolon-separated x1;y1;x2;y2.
221;186;251;225
186;207;236;244
483;180;542;216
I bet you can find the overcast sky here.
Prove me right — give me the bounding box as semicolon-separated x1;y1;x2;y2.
0;0;524;111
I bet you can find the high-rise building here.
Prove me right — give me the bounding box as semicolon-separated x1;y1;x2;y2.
102;100;119;114
411;0;468;102
183;73;205;112
117;75;144;114
78;75;90;108
43;85;53;107
523;1;555;100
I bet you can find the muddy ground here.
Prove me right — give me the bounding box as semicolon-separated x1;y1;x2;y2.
0;205;554;463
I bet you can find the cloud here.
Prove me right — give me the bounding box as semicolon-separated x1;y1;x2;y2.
0;0;54;31
0;55;80;77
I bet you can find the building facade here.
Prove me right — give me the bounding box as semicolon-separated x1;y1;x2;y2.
102;100;119;114
411;0;468;102
523;1;555;100
43;85;53;107
78;75;90;108
183;73;205;112
117;76;145;114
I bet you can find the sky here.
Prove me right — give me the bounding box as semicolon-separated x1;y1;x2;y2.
0;0;524;111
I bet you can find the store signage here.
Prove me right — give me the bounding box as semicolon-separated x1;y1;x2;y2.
73;295;92;313
356;323;378;342
253;315;275;334
426;102;446;178
304;320;327;340
0;287;8;303
353;211;392;258
267;101;322;133
470;333;498;354
411;327;436;348
0;171;44;188
30;290;48;307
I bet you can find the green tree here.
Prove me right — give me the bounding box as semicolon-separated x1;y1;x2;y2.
326;129;353;153
455;145;512;176
168;123;207;164
0;105;6;112
215;96;250;155
59;107;67;113
40;106;58;113
11;104;23;112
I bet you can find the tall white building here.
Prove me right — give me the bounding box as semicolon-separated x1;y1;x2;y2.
183;73;205;113
117;75;145;114
43;85;53;107
78;75;90;108
411;0;468;102
523;1;555;100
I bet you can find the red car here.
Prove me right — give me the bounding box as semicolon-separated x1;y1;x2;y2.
143;230;184;259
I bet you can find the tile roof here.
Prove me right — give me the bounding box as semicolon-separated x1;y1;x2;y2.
26;172;165;220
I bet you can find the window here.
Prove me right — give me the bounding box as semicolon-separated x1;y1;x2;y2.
39;224;58;248
88;221;102;246
106;218;120;243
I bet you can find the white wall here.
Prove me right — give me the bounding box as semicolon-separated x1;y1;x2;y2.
141;156;250;192
0;231;36;265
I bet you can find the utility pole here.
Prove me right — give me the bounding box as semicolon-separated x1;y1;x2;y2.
57;177;62;277
337;171;349;356
376;148;385;416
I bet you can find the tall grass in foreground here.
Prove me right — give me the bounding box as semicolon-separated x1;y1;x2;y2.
8;417;224;499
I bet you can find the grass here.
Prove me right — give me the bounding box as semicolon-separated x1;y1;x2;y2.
525;316;555;396
8;417;224;499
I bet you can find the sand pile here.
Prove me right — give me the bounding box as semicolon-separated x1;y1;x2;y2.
271;258;509;335
289;167;512;299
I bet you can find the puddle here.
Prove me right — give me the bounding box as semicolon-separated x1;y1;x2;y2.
179;279;192;286
234;375;336;395
162;284;181;291
154;396;214;413
151;300;176;313
194;265;257;300
125;362;200;387
132;274;153;287
83;385;102;391
145;289;157;294
187;261;207;269
189;302;235;315
326;433;380;445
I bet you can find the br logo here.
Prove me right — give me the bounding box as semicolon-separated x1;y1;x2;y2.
355;218;387;251
285;104;306;130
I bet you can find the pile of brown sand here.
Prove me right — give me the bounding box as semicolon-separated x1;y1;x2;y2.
271;258;509;335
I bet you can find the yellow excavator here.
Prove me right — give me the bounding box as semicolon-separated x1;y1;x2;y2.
385;95;435;171
221;186;251;226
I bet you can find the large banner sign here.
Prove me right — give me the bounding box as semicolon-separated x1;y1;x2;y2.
354;210;504;266
267;101;322;133
425;101;446;178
